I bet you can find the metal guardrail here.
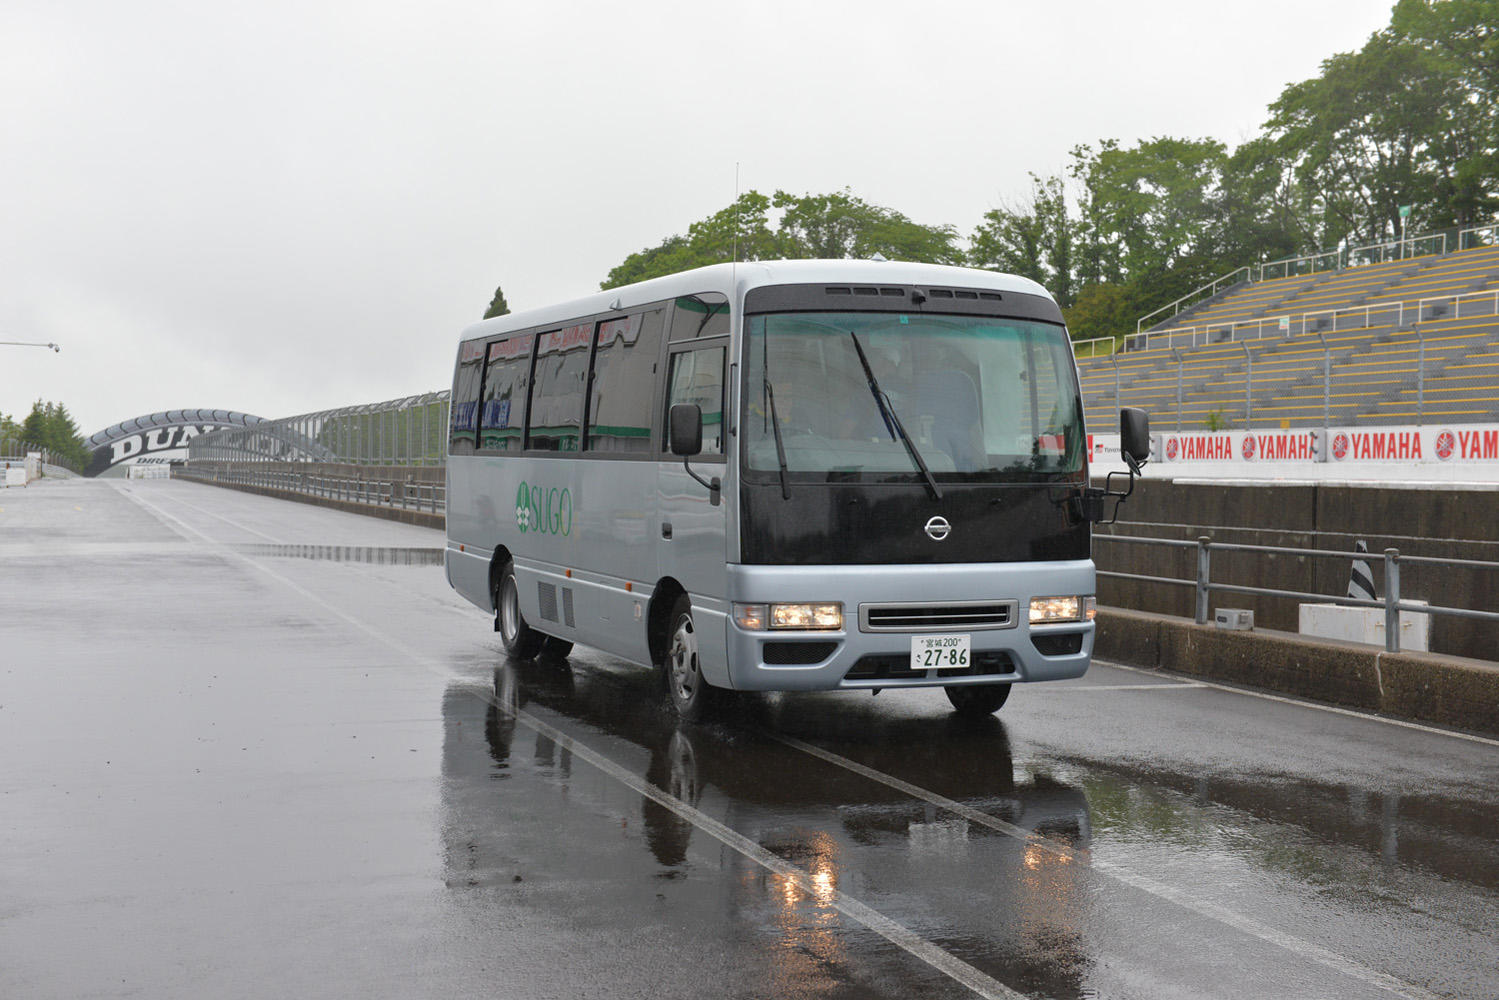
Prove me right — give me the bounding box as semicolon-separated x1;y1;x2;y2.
1095;534;1499;653
177;462;446;515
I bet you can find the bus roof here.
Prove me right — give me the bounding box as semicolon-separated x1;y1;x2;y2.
458;260;1053;343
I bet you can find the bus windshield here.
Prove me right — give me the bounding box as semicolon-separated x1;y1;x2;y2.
743;312;1084;479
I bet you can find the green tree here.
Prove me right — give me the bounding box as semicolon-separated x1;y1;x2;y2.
773;189;961;263
603;192;777;289
19;400;89;469
482;285;511;319
601;189;958;289
1263;28;1460;244
1390;0;1499;227
968;173;1075;305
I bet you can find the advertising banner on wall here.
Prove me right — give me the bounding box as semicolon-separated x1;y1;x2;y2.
1089;425;1499;483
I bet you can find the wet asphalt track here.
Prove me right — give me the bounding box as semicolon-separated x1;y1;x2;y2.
2;478;1497;999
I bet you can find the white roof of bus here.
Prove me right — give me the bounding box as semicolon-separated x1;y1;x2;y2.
458;260;1052;343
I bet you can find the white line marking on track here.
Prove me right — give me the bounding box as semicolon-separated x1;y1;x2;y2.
1095;659;1499;748
115;484;1028;1000
116;484;1456;999
769;731;1444;1000
1034;682;1208;692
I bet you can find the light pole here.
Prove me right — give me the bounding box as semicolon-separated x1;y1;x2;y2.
1;341;60;352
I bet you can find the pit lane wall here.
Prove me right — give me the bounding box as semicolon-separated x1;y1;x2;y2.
1096;608;1499;737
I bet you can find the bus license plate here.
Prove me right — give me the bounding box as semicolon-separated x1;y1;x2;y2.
911;634;970;671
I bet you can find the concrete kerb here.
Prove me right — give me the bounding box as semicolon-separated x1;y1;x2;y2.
1096;607;1499;736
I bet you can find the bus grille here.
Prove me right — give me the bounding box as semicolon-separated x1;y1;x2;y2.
859;600;1017;632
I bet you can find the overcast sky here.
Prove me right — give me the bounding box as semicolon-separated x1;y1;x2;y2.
3;0;1396;437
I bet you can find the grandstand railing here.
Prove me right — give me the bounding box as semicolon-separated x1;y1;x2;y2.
1072;336;1117;359
1134;266;1253;334
1136;218;1499;333
1458;221;1499;250
1256;247;1343;281
1126;287;1499;354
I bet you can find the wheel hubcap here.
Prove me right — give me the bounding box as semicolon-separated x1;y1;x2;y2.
500;577;519;642
668;616;699;702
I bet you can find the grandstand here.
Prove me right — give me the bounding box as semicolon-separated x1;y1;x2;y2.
1079;241;1499;431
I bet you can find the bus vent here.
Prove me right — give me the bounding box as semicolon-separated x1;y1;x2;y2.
859;600;1018;632
923;288;1004;302
562;587;575;628
538;582;559;623
825;286;909;297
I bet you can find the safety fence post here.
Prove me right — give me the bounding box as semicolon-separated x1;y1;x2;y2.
1384;549;1401;653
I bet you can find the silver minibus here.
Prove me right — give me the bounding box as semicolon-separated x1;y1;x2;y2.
445;260;1147;719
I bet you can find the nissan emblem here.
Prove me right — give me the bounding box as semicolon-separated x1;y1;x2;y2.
924;516;951;541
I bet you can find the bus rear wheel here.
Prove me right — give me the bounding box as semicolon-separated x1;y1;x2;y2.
663;595;720;722
495;560;545;659
945;683;1011;716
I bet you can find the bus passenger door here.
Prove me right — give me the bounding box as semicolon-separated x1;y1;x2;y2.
658;342;731;684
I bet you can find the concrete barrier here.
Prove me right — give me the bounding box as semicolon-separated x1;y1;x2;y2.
1096;607;1499;736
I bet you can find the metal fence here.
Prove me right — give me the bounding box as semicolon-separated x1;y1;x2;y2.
0;437;78;475
186;392;451;467
176;461;446;515
1095;534;1499;653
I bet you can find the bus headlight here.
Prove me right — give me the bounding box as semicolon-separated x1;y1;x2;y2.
1030;595;1096;624
734;603;843;631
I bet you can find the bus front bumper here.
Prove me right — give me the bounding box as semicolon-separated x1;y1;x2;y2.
722;562;1095;693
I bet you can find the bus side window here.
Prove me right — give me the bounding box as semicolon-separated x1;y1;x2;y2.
586;307;665;453
449;340;485;456
664;346;726;455
480;333;534;452
669;293;729;341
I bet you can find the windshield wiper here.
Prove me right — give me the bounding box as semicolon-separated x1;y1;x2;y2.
848;331;941;501
762;378;791;500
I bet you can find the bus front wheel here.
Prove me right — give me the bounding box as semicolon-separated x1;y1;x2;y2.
496;560;545;659
945;683;1011;716
663;595;720;721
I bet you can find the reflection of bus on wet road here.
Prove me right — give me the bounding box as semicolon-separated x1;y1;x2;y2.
441;661;1095;994
445;260;1149;720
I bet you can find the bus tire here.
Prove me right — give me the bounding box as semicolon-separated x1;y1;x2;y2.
945;683;1011;716
496;560;545;660
663;595;719;722
540;636;574;660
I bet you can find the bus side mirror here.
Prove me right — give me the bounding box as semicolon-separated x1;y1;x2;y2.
669;403;720;506
1121;407;1150;472
669;404;703;456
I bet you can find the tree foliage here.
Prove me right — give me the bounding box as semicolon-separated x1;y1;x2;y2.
601;189;958;290
483;285;511;319
16;400;89;468
498;2;1499;343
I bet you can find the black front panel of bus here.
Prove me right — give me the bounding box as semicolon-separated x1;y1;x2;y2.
738;481;1088;565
